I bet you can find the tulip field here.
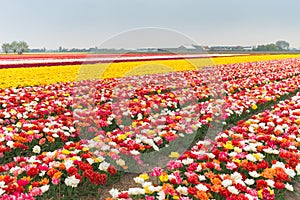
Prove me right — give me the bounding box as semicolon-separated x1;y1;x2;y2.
2;54;300;200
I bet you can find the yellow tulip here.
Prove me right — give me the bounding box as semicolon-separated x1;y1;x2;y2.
169;152;180;158
139;173;149;181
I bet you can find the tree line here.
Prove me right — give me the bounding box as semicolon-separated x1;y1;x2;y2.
1;41;29;54
253;40;290;51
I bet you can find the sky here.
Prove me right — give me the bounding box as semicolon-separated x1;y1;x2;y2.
1;0;300;49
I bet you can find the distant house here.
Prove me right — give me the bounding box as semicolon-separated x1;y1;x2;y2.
202;46;210;51
242;46;253;51
157;44;205;53
134;48;158;52
209;46;253;51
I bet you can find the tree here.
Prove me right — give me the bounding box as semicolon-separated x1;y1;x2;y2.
10;41;18;54
254;43;281;51
17;41;29;54
1;43;11;54
276;40;289;50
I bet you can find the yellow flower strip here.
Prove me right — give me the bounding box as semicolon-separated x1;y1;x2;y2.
1;54;300;89
212;54;300;65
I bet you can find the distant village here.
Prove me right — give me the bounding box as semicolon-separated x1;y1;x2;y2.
156;45;253;52
29;45;254;53
28;41;298;53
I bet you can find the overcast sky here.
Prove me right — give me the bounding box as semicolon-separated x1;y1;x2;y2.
1;0;299;49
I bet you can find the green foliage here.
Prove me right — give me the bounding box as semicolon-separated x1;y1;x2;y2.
254;40;290;51
276;40;290;50
1;41;29;54
17;41;29;54
10;41;18;53
254;43;279;51
1;43;11;54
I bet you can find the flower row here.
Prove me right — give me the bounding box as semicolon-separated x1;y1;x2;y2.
108;92;300;200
